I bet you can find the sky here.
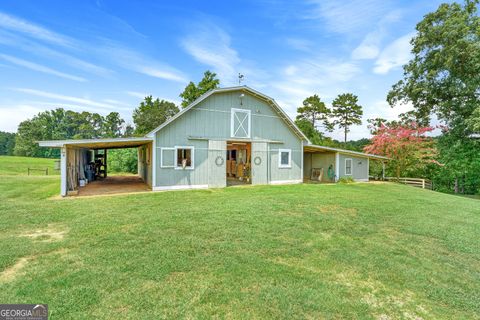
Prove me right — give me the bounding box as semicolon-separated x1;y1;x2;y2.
0;0;447;140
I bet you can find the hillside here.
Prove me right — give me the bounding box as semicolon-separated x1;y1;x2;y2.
0;156;479;319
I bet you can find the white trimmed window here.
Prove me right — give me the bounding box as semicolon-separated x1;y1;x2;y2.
231;108;251;138
160;148;175;168
278;149;292;168
345;158;352;175
175;146;194;170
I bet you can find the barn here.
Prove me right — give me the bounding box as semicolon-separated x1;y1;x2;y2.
39;86;388;196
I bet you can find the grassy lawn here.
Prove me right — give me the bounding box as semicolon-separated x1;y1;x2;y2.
0;155;60;175
0;157;479;319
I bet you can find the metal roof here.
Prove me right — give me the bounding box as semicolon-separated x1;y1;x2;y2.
304;144;390;160
38;137;152;149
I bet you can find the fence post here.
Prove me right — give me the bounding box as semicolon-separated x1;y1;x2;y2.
46;168;48;175
422;179;425;189
28;168;30;176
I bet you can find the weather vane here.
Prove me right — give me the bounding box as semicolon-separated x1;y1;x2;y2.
238;73;244;85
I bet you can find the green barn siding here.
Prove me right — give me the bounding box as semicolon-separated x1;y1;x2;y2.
154;90;303;187
269;148;302;182
338;153;369;181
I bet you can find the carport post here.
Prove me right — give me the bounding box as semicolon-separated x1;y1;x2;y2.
60;146;67;197
382;161;386;180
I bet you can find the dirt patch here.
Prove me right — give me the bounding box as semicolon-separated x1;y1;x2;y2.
19;226;67;242
0;256;32;282
317;205;358;216
334;272;428;319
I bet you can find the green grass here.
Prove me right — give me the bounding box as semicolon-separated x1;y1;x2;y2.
0;157;479;319
0;155;60;175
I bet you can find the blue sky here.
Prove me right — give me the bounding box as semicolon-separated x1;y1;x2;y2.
0;0;446;139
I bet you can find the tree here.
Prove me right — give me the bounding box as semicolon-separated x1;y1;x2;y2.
295;119;335;147
296;95;332;131
331;93;363;142
179;70;220;108
132;96;179;135
103;112;125;138
0;131;15;155
14;108;129;157
364;122;439;179
387;1;480;137
367;118;388;135
386;1;480;193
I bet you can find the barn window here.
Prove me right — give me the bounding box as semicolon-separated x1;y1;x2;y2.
345;158;352;175
160;148;175;168
175;146;194;170
278;149;292;168
231;108;251;138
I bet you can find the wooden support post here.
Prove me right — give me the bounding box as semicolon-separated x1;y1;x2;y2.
104;148;107;178
382;162;385;180
60;146;67;197
422;179;425;189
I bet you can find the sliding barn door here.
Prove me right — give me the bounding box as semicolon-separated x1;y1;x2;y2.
208;140;227;188
252;142;268;185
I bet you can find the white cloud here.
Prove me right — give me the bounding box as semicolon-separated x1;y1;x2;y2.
0;104;44;132
181;20;240;84
0;54;87;82
364;100;414;121
126;91;148;99
0;13;183;82
305;0;393;34
351;10;402;60
285;38;313;51
0;29;112;77
351;33;382;60
12;88;120;110
0;12;76;48
267;58;361;124
373;33;414;74
101;43;187;83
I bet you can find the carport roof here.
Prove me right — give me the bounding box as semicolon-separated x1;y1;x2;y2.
304;144;389;160
38;137;153;149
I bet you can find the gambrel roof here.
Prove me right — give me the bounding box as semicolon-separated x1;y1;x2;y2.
146;86;310;142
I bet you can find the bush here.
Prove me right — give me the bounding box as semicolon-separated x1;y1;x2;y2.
107;148;137;174
338;176;355;183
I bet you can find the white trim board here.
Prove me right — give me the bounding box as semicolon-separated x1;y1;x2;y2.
269;179;303;185
153;184;209;191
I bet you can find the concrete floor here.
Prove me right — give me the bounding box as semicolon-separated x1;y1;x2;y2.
77;175;151;196
226;177;251;187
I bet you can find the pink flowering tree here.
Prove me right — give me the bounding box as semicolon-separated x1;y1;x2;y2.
364;122;440;178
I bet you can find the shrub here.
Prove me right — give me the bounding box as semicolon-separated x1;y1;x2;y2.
338;176;355;183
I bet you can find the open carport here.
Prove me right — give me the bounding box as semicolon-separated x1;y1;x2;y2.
39;137;153;197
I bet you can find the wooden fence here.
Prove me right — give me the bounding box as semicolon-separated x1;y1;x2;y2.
27;168;49;176
385;177;432;189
